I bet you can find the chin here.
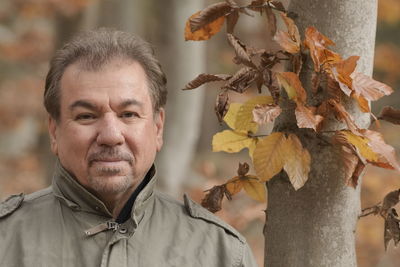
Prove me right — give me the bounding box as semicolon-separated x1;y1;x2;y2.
88;174;133;195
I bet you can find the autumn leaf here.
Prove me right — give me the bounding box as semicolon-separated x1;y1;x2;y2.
351;72;394;101
304;26;341;72
361;129;400;171
189;2;231;32
253;132;287;182
328;99;360;135
185;5;228;41
265;6;277;37
212;130;256;153
223;102;242;129
201;185;227;212
225;176;243;195
226;9;239;33
283;134;311;190
339;146;362;188
379;106;400;125
273;12;300;54
334;130;379;163
253;103;282;125
295;102;323;131
276;72;307;103
242;175;266;202
223;67;258;93
381;189;400;217
235;95;274;133
215;91;229;122
183;73;232;90
384;210;400;250
330;56;359;96
227;34;256;68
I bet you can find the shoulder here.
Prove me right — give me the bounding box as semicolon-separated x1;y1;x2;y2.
153;191;245;244
0;187;53;220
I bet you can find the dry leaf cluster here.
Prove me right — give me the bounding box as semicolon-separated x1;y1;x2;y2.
183;1;400;248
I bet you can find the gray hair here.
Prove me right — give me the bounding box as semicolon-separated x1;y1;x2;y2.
44;28;167;121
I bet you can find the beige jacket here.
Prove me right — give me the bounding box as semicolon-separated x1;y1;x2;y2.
0;162;257;267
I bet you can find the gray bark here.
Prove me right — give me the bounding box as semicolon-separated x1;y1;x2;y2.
265;1;377;266
154;0;206;196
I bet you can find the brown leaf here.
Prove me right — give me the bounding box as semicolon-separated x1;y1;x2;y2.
384;210;400;250
247;0;267;12
381;189;400;217
353;94;370;113
328;99;360;135
238;162;250;176
379;106;400;125
225;0;239;7
253;104;282;125
215;91;230;122
311;72;321;94
340;146;363;188
295;102;323;131
292;54;303;75
330;56;360;96
269;1;286;12
190;2;231;32
184;73;232;90
185;10;226;41
223;67;258;93
304;26;341;72
326;75;343;102
265;6;277;37
226;9;239;33
227;34;255;68
362;129;400;171
351;72;394;101
201;185;227;213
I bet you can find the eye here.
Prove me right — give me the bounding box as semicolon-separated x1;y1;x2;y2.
75;113;97;121
120;111;139;119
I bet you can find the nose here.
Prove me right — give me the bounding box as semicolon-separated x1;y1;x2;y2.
96;114;124;147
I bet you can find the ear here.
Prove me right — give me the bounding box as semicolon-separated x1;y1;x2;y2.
48;115;58;156
154;108;165;152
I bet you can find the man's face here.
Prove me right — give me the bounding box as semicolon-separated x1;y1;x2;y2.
48;59;164;196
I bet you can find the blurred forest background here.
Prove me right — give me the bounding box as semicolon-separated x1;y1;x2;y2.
0;0;399;266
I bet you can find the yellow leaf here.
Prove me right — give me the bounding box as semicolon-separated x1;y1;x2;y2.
335;130;379;162
248;139;258;159
253;132;287;182
212;130;256;153
283;134;311;190
235;96;274;133
223;103;242;130
242;175;266;202
225;176;243;195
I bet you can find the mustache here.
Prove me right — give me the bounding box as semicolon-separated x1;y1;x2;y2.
88;148;133;166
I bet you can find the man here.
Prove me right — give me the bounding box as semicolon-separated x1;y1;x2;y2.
0;29;257;267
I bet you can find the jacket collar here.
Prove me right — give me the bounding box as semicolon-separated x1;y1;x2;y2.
52;160;157;223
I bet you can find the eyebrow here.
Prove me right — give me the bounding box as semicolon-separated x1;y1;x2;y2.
69;99;144;111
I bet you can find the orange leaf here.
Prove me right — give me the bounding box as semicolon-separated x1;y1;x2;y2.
276;72;307;103
225;176;243;195
330;56;360;96
273;12;300;54
351;72;394;101
252;104;282;125
295;103;323;131
185;11;225;41
304;26;341;72
353;94;370;113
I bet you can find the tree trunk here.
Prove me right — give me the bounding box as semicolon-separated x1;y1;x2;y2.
153;0;206;196
264;1;377;266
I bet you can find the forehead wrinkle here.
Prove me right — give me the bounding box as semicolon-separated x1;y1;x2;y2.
69;100;99;111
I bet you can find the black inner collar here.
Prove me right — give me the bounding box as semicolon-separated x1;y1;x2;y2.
115;168;154;224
